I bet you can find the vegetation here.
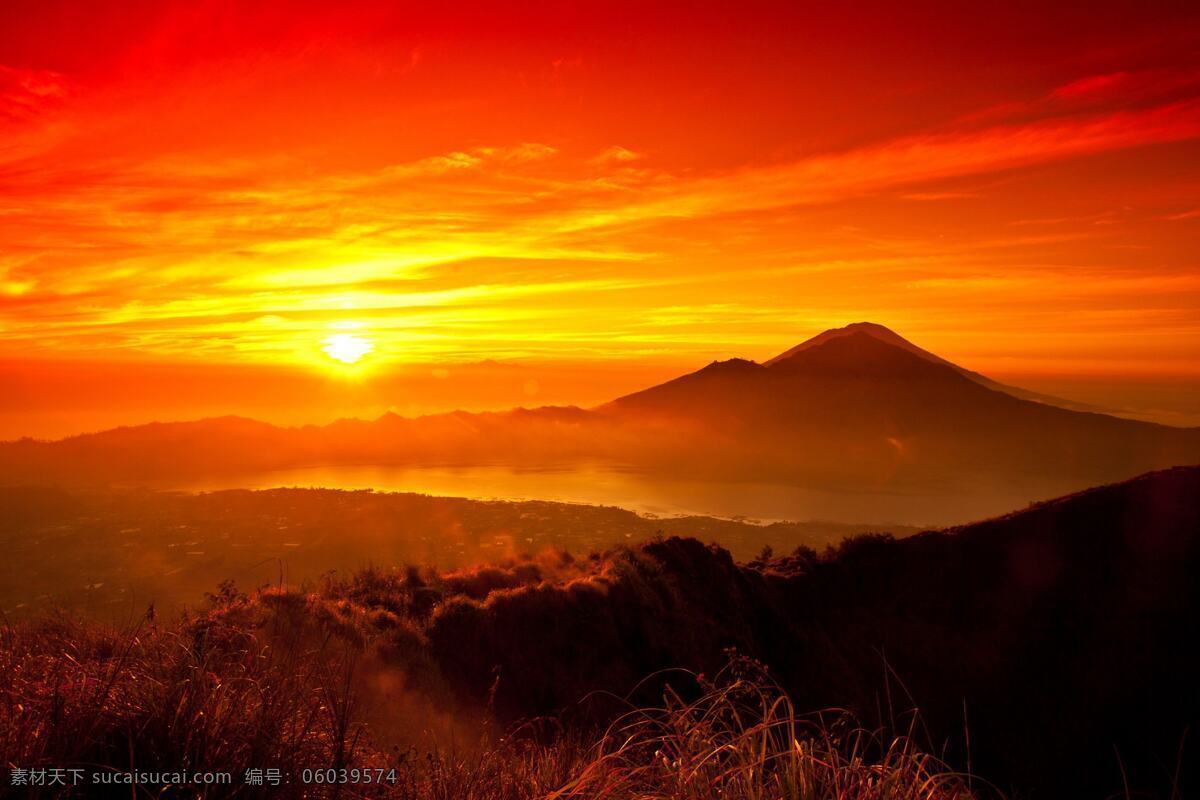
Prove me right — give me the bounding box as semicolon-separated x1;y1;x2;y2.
546;658;978;800
0;600;979;799
0;485;915;615
2;466;1197;798
0;602;376;797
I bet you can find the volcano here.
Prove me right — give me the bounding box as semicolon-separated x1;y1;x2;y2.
2;324;1198;509
764;321;1106;412
604;324;1200;489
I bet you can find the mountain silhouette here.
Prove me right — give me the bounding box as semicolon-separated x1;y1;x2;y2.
764;321;1106;412
610;323;1104;419
1;324;1197;517
605;326;1145;438
603;325;1200;490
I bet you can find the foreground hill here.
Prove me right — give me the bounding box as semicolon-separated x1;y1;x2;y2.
339;465;1195;798
7;467;1192;798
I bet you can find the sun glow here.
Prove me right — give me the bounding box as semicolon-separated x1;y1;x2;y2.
1;1;1199;405
322;333;374;365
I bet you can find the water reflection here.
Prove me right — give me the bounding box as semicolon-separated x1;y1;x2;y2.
174;462;1040;527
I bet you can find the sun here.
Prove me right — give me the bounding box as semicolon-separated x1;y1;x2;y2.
322;332;373;365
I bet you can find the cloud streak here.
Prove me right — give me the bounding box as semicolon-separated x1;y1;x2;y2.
0;3;1198;384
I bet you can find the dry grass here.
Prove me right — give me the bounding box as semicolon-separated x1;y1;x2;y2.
549;657;982;800
0;586;986;799
0;597;388;798
391;657;986;800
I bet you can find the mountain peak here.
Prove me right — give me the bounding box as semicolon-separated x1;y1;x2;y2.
765;330;963;381
762;323;1107;414
764;322;915;366
834;321;896;334
698;357;762;373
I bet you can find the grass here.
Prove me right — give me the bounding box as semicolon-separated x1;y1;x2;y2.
0;604;383;797
549;657;979;800
0;578;986;800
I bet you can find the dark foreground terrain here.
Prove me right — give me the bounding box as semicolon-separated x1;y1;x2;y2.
2;466;1198;798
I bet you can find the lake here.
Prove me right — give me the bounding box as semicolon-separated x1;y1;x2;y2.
171;462;1039;527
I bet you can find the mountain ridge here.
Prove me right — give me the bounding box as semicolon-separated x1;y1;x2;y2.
2;323;1186;447
2;324;1197;517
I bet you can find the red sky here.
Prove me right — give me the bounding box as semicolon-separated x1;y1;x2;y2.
2;1;1199;437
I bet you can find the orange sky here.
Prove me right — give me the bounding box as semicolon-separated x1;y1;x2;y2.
2;1;1200;437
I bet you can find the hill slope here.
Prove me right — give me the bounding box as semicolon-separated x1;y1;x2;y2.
2;465;1197;797
312;466;1197;798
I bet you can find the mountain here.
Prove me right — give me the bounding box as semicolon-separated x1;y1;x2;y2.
0;406;613;484
610;322;1105;420
1;324;1197;514
603;326;1200;490
764;321;1106;412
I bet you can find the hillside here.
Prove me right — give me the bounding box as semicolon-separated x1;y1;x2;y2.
3;467;1195;798
345;465;1199;797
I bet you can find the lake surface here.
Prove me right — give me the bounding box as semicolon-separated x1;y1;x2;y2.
172;462;1039;527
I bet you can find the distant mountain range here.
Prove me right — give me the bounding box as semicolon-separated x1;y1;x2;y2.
2;323;1197;514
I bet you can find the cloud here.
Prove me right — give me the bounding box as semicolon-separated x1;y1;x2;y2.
900;191;983;201
0;65;68;120
1050;72;1132;101
1;68;1199;369
496;143;558;163
959;66;1200;127
380;151;484;177
1049;67;1200;105
591;146;643;165
565;99;1200;231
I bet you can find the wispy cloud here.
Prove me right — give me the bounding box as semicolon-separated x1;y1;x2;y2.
591;146;643;165
900;191;984;201
626;100;1200;222
1;11;1199;374
0;65;69;120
